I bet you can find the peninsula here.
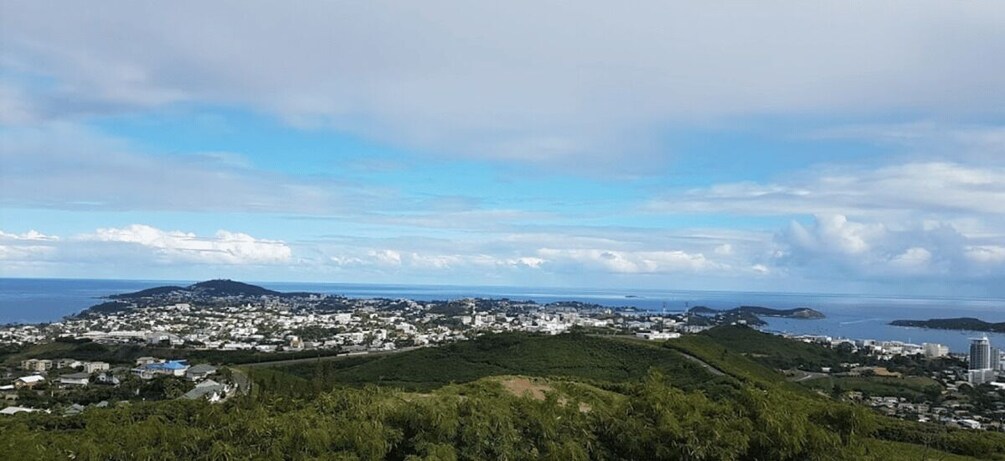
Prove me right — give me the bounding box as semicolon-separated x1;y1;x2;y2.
890;317;1005;333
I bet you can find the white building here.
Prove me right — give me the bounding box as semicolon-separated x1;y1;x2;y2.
83;362;110;373
635;331;681;341
59;372;90;386
923;343;949;358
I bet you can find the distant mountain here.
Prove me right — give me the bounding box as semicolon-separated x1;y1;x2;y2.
110;279;280;300
110;285;188;299
188;279;280;297
687;306;718;314
80;301;134;315
890;317;1005;333
77;280;283;318
688;305;825;320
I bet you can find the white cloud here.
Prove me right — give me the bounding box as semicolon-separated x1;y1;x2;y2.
0;230;60;261
536;248;717;274
966;245;1005;265
2;2;1003;170
0;225;291;267
369;249;402;267
85;224;291;265
775;214;1004;281
889;247;933;273
652;162;1005;218
0;230;59;241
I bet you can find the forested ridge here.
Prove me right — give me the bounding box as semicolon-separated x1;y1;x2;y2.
2;329;1002;460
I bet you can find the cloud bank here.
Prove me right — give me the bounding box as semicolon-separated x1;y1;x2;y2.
3;1;1004;170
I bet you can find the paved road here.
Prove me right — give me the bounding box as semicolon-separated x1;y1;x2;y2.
594;334;728;377
788;370;828;382
229;367;251;395
674;350;727;376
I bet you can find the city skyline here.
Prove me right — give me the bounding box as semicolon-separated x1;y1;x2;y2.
2;2;1004;297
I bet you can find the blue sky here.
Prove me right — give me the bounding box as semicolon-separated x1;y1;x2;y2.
2;1;1004;296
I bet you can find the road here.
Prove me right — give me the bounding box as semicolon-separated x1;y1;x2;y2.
674;350;726;376
595;334;728;377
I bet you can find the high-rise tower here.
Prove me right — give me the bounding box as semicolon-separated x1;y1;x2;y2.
970;336;991;370
969;336;995;385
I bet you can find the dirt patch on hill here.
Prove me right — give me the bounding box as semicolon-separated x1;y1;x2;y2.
500;377;553;400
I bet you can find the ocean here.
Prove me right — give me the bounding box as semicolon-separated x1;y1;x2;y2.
2;278;1004;353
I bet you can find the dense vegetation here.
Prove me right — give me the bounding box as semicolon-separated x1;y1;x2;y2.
891;317;1005;333
110;279;281;300
2;370;973;461
266;332;721;392
803;375;943;402
679;325;855;372
4;328;1004;460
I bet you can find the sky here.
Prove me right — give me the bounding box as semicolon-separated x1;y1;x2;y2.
1;1;1004;297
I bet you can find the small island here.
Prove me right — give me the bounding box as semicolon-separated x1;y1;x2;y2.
890;317;1005;333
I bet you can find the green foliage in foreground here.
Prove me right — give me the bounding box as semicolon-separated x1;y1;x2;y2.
269;332;721;392
6;330;1003;460
1;371;965;461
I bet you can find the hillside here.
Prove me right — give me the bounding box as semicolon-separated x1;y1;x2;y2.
735;305;826;319
110;279;280;300
5;331;1002;460
692;324;853;371
890;317;1005;333
686;306;825;326
264;333;721;392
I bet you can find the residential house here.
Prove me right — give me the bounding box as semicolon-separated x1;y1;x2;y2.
1;406;41;415
20;359;53;372
59;372;91;386
185;364;218;381
133;360;189;379
83;362;110;373
96;370;122;385
14;375;45;389
182;380;226;403
136;357;160;367
56;358;83;369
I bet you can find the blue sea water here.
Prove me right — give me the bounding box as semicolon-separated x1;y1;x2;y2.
2;278;1004;353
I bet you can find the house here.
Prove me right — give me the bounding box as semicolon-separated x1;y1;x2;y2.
182;379;226;403
83;362;110;373
20;359;53;372
56;358;83;369
635;331;681;341
63;403;86;416
95;371;121;385
185;364;218;381
59;372;91;386
1;406;41;415
14;375;45;389
133;360;189;379
146;332;184;346
136;357;160;366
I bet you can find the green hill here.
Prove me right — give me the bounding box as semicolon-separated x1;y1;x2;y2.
6;330;1003;460
705;325;852;368
266;332;720;392
891;317;1005;333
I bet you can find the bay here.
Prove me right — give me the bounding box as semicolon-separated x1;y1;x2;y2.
2;278;1003;352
